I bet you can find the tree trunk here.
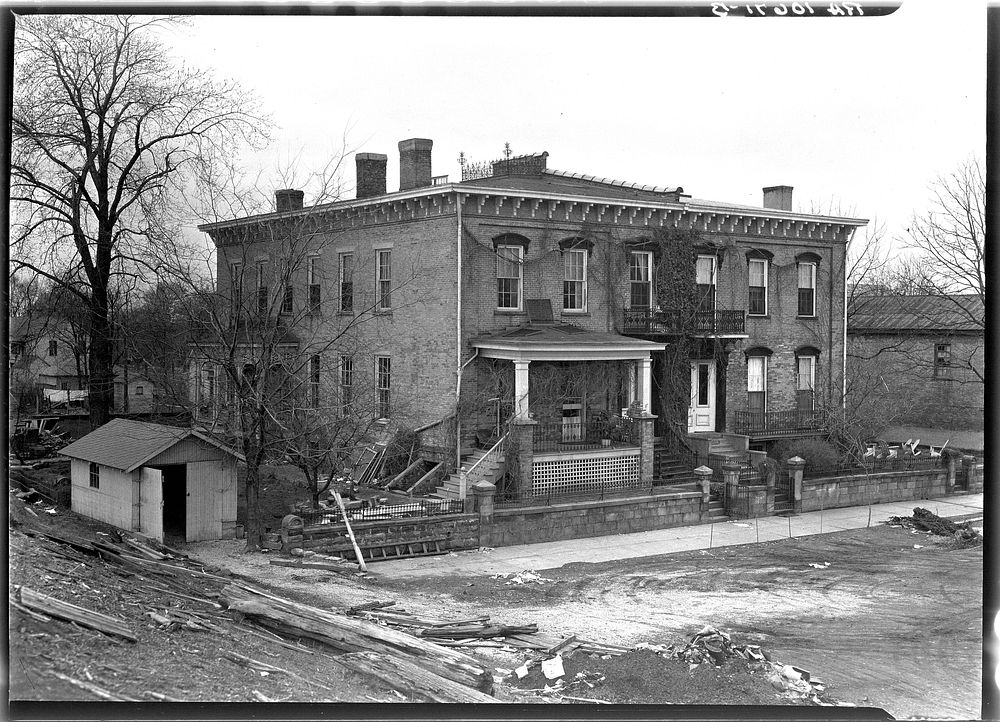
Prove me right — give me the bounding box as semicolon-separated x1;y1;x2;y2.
88;304;115;429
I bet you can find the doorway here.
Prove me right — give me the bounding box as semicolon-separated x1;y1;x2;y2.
156;464;187;542
688;360;716;433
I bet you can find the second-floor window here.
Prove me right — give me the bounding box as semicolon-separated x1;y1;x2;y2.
339;253;353;313
309;355;320;409
563;249;587;311
281;285;293;315
307;256;321;314
340;355;353;416
376;250;392;311
48;339;58;356
375;355;391;419
695;255;716;312
256;262;268;314
748;258;768;316
230;262;243;318
798;262;817;317
747;355;767;413
496;245;523;310
630;251;653;309
934;343;952;378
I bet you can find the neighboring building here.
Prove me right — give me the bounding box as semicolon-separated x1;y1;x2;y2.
9;314;89;416
59;418;242;543
194;139;867;499
847;293;984;432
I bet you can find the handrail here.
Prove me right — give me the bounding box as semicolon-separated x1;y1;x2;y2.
414;413;455;434
460;432;508;498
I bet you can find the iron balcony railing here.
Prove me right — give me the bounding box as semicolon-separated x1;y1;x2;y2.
622;308;746;336
733;409;822;437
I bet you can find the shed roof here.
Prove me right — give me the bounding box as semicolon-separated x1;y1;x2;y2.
60;418;244;472
848;294;984;333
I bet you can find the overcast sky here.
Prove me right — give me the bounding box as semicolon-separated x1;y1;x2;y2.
161;1;985;248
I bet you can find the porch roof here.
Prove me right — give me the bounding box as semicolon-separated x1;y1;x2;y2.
471;323;665;361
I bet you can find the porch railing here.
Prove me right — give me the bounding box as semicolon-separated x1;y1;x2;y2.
733;409;822;436
532;418;636;453
622;308;746;336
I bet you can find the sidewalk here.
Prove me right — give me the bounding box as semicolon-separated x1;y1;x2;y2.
369;493;984;579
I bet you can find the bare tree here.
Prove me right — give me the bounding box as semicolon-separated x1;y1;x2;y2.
10;15;267;428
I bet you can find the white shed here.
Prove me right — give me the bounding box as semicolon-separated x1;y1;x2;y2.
60;418;242;544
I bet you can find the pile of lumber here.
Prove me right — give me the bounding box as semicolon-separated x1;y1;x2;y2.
220;584;495;701
346;601;629;657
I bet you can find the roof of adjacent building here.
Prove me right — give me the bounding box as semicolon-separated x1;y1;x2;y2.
60;417;243;472
848;294;984;333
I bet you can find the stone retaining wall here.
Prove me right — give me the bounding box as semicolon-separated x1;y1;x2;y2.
801;469;947;512
280;513;480;556
480;490;704;547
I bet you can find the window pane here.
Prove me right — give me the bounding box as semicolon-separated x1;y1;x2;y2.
798;288;815;316
748;259;766;286
696;257;715;285
747;356;765;392
798;262;815;289
697;363;710;406
496;246;521;309
748;287;766;315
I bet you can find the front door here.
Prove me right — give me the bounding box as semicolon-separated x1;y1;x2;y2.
688;361;716;433
139;467;163;543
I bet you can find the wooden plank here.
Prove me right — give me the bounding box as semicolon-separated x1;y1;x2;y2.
18;586;137;642
331;489;367;572
332;650;497;703
383;458;424;490
406;461;444;495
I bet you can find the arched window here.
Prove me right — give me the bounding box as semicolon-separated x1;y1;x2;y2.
795;252;821;317
745;250;773;316
795;346;820;412
745;347;772;414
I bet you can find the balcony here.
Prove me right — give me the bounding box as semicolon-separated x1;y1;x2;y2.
733;409;823;439
622;308;747;337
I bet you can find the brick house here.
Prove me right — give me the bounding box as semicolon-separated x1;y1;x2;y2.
847;293;984;432
195;139;867;500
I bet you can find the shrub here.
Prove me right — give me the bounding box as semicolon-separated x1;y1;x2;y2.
769;438;841;470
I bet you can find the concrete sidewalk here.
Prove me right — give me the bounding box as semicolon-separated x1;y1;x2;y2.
369;493;984;579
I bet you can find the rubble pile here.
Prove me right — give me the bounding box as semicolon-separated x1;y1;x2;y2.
490;570;554;585
886;507;982;547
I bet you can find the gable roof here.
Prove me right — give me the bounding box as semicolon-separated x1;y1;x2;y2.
60;417;243;472
848;294;984;333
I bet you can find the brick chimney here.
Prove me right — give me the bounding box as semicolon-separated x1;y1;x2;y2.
762;185;793;211
275;189;304;212
355;152;388;199
398;138;433;191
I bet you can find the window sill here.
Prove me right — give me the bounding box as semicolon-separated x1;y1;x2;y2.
337;311;355;317
747;314;770;320
796;315;818;320
374;309;393;316
561;310;590;316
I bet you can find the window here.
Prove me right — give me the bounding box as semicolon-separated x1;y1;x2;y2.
797;262;817;317
256;262;268;314
496;245;522;310
89;462;100;489
135;385;144;396
281;284;293;315
48;339;57;356
307;256;321;314
747;355;767;413
695;255;716;312
934;343;952;378
697;362;710;406
309;355;320;408
796;355;816;412
375;356;391;419
563;249;587;311
748;258;768;315
629;251;653;309
229;262;243;319
201;362;216;412
340;355;353;416
339;253;354;313
376;250;392;311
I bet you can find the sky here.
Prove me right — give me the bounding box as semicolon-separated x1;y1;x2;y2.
158;1;986;249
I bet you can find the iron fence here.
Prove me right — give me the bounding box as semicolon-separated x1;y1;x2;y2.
733;409;822;436
532;418;637;453
796;453;942;480
494;477;649;509
296;498;466;527
622;308;746;336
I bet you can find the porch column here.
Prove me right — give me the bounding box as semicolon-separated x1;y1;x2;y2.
638;356;652;413
513;359;531;421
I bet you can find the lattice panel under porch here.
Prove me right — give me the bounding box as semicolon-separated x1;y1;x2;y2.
531;453;640;496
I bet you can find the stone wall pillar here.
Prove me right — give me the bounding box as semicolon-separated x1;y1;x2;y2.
472;480;496;521
635;414;657;487
963;455;981;492
512;419;536;498
944;452;957;493
763;461;776;515
722;461;741;516
694;465;712;516
787;456;805;513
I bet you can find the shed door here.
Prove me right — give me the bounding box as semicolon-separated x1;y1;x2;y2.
186;461;221;542
139;467;163;543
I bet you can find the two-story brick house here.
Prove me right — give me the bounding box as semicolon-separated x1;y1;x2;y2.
196;138;867;501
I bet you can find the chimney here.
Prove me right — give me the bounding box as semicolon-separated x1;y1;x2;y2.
355;152;388;199
275;189;304;212
762;185;793;211
398;138;433;191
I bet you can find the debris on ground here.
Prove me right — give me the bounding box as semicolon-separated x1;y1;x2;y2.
885;507;982;546
808;562;831;569
491;570;554;585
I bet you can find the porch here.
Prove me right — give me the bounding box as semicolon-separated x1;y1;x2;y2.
470;323;664;503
